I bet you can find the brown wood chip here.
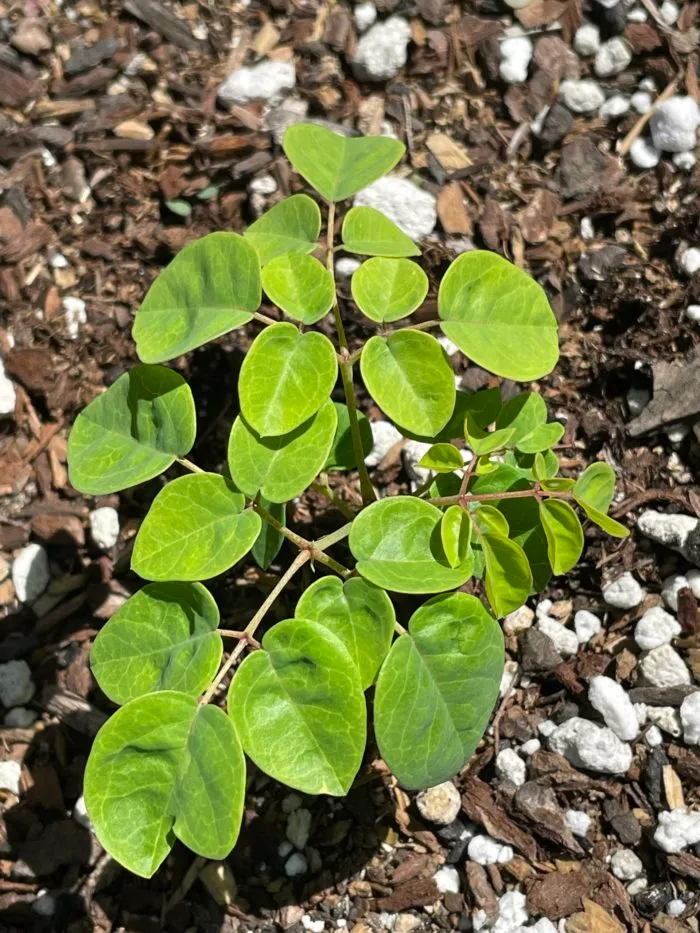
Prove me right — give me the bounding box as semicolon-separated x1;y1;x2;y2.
462;776;539;861
375;878;439;911
437;182;472;235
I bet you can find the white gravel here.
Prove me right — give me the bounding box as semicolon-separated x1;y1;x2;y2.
73;795;93;829
504;605;535;635
574;610;601;644
662;571;700;610
639;644;691;687
565;809;591;837
365;420;402;468
548;717;633;773
352;17;411;81
634;606;681;651
495;748;527;786
600;94;631;119
645;705;682;737
467;834;514;865
680;691;700;745
630;138;660;169
520;738;541;756
62;296;87;340
354;1;377;31
588;676;639;741
654;809;700;853
610;848;644;880
646;724;664;747
284;852;309;876
335;257;361;278
660;0;679;23
0;660;35;708
594;38;632;77
416;782;461;825
89;507;120;550
650;96;700;153
573;23;601;56
218;60;296;105
12;543;50;603
602;572;644;609
631;91;653;114
0;760;22;795
677;247;700;277
536;616;579;657
0;359;16;416
559;79;605;113
433;865;460;894
499;36;532;85
286;807;312;850
637;509;699;561
354;176;437;240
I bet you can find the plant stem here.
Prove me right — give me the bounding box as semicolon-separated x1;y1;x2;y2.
253;310;278;326
394;620;408;636
400;319;441;333
310;481;356;520
200;550;311;704
428;488;574;508
314;522;353;551
254;498;353;578
177;457;205;474
458;456;477;498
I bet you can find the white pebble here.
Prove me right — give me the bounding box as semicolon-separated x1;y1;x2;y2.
662;573;691;611
499;36;533;85
365;420;402;468
249;174;277;196
0;660;35;708
594;0;621;7
504;605;535;636
654;809;700;853
565;809;591;837
12;543;50;603
495;890;529;931
0;760;22;794
4;707;37;728
402;439;432;487
611;848;644;880
574;610;602;644
0;359;16;417
630;138;660;169
416;781;462;825
433;865;460;894
538;719;557;738
560;79;605;114
680;691;700;745
600;94;631;119
354;1;377;32
677;247;700;277
89;507;120;550
659;0;679;22
646;705;682;737
520;738;541;756
667;899;686;917
287;807;312;850
580;217;595;241
218;60;295;104
282;792;303;813
468;834;513;865
640;644;691;688
589;676;639;741
536;599;552;618
688;304;700;322
634;606;681;651
352;17;412;82
595;38;632;77
537;616;579;657
548;717;633;774
301;916;324;933
278;840;293;858
530;921;558;933
602;572;643;610
631;91;653;115
650;96;700;153
627;6;648;20
73;795;92;829
673;151;696;171
32;892;56;917
495;748;527;786
354;176;436;241
335;257;361;278
573;23;601;56
646;725;663;747
284;852;309;876
62;297;87;340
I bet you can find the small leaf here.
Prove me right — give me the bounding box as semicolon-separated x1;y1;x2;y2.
539;477;575;492
498;496;551;592
262;253;334;324
506;449;559;482
349;496;473;594
496;392;564;454
196;185;219;201
539;499;584;575
464;413;515;456
85;692;245;878
68;365;196;495
131;474;261;581
252;498;286;570
244;194;321;266
438;250;558;381
578;502;629;538
342;206;419;257
228;619;366;795
516;422;564;454
91;582;222;705
472;504;509;537
573;462;616;515
374;593;504;789
469;463;526;496
283;124;405;203
480;532;532;617
441;506;472;568
295;577;395;689
360;331;455;437
133;233;260;364
325;402;373;471
165;198;192;217
239;323;337;437
418;443;464;474
227;400;338;503
463;388;502;429
351;258;428;324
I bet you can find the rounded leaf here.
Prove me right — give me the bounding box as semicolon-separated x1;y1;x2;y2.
573;462;616;514
418;443;464;474
131;474;261;581
228;619;366;795
578;503;629;538
480;532;532;617
496;392;564;454
351;258;428;324
438;250;558;381
91;582;222;705
360;331;455;437
325;402;373;471
342;206;419;257
227;400;338;503
85;692;245;877
441;506;472;569
539;499;584;575
133;233;261;364
244;194;321;266
239;323;338;437
375;593;504;789
262;253;334;325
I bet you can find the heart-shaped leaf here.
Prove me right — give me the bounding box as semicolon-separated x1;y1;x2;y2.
68;365;196;495
244;194;321;266
480;531;532;617
132;474;261;581
283;124;405;202
341;206;419;257
418;443;464;474
84;692;245;877
239;323;337;437
227;399;338;503
133;233;261;364
228;619;366;795
349;497;473;594
374;593;504;788
539;499;584;575
295;577;395;689
441;506;472;569
360;331;455;437
573;462;616;514
91;582;222;705
351;258;428;324
262;253;334;324
325;402;373;471
438;250;558;381
252;497;286;570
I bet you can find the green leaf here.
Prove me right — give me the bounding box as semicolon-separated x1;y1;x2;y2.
480;532;532;617
68;365;196;495
228;619;366;795
578;502;629;538
573;462;616;515
505;449;559;482
325;402;373;471
438;250;558;381
496;392;564;454
418;443;464;474
227;400;337;503
133;233;261;364
341;206;419;257
84;692;245;878
539;499;584;575
374;593;504;789
132;474;261;581
441;506;472;569
295;577;395;689
252;498;286;570
165;198;192;217
464;413;515;456
463;388;502;429
539;477;575;492
360;331;455;437
91;582;222;705
351;258;428;324
472;504;509;537
349;496;473;594
244;194;321;266
498;496;551;592
262;253;334;325
516;422;564;453
239;323;337;437
469;463;527;496
283;124;405;203
196;185;218;201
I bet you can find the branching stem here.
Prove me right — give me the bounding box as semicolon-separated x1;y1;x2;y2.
428;487;574;508
254;499;353;578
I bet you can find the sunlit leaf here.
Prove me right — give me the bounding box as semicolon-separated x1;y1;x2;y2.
351;258;428;324
418;443;464;474
480;531;532;617
539;499;584;575
464;413;515;456
244;194;321;266
573;462;616;514
262;253;334;325
441;506;472;568
341;206;419;256
578;502;629;538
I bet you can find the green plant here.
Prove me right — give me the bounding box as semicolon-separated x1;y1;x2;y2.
67;124;628;879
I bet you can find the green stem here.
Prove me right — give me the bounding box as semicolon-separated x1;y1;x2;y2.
254;498;353;578
254;310;277;326
177;457;205;474
428;488;574;508
314;522;353;551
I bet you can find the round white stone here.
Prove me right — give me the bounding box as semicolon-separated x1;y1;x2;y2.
650;96;700;153
611;848;643;880
284;852;309;876
654;809;700;853
433;865;460;893
574;610;602;644
354;176;437;241
520;738;541;756
600;94;631;119
638;510;699;558
565;809;591;837
218;60;296;105
646;725;663;747
495;748;527;786
364;419;402;468
89;507;120;550
416;781;461;825
11;543;50;603
634;606;681;651
667;899;686;917
0;360;16;417
73;795;93;829
0;760;22;794
595;38;632;78
499;36;533;85
677;247;700;277
548;717;633;773
630;138;660;169
352;17;412;82
631;91;653;114
354;1;377;32
688;304;700;322
640;644;691;688
573;23;601;56
673;151;696;171
560;79;606;114
588;676;639;741
680;691;700;745
467;834;513;865
602;572;643;610
537;616;579;657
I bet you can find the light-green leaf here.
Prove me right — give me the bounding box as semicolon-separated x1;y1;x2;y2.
573;462;616;514
418;443;464;474
91;582;222;705
496;393;564;454
539;499;584;575
227;400;337;503
481;532;532;617
131;474;261;581
341;206;419;257
84;692;245;877
283;124;405;203
325;402;373;471
251;498;286;570
68;365;196;495
295;577;395;689
374;593;504;789
239;323;338;437
498;496;552;592
578;502;629;538
351;258;428;324
228;619;366;795
133;233;261;364
360;331;455;437
464;414;515;457
262;253;334;324
349;496;473;594
441;506;472;569
244;194;321;266
438;250;558;381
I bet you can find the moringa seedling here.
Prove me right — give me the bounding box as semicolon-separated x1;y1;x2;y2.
67;123;628;878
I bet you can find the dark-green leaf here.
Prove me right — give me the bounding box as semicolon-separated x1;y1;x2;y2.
251;498;286;570
244;194;321;266
325;402;373;471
